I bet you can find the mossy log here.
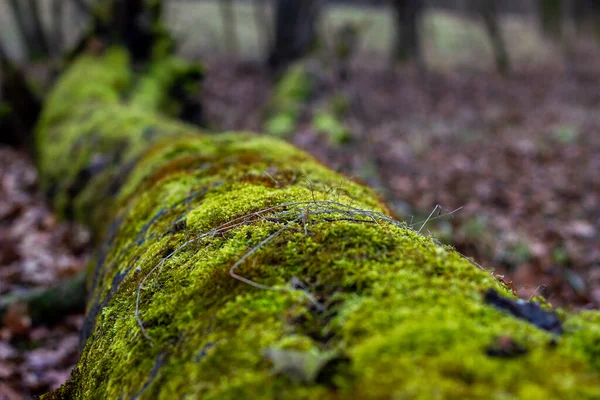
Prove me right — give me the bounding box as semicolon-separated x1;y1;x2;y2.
37;48;600;399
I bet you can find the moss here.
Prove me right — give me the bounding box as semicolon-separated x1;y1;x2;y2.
36;47;202;226
130;57;204;115
39;48;600;399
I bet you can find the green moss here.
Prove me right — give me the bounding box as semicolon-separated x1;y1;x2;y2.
130;57;204;115
39;49;600;399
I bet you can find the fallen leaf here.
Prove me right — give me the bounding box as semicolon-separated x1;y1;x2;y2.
2;303;31;336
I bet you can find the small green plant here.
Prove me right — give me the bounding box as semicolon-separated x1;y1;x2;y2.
272;64;313;106
265;63;314;139
553;126;579;144
312;111;351;145
553;246;570;265
330;93;350;117
266;113;297;138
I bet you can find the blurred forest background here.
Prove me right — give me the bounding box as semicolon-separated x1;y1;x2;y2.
1;0;600;397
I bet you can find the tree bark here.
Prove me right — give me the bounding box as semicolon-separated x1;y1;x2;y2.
572;0;600;39
27;0;51;58
51;0;65;56
219;0;239;55
7;0;47;60
268;0;322;72
253;0;273;58
478;0;510;75
391;0;424;66
540;0;563;40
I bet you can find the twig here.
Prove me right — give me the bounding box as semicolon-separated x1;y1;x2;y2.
133;197;466;343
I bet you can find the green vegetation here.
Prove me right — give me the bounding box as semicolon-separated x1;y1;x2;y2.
312;111;351;145
264;63;313;138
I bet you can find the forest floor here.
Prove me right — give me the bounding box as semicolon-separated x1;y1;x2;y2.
2;54;600;398
0;149;90;398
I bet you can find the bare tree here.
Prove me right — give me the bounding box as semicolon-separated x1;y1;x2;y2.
391;0;425;66
477;0;510;75
51;0;65;56
7;0;38;59
540;0;563;39
27;0;51;57
220;0;239;55
572;0;600;39
268;0;322;72
253;0;273;58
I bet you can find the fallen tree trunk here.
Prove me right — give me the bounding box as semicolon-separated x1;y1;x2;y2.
36;46;600;400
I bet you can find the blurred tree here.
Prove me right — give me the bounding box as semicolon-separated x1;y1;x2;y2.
220;0;239;55
333;22;361;81
391;0;425;67
253;0;273;58
51;0;65;55
7;0;50;59
0;44;41;149
540;0;563;39
476;0;510;75
72;0;92;16
27;0;51;56
268;0;322;72
572;0;600;39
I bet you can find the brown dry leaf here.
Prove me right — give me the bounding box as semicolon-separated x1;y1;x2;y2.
0;383;21;400
0;363;13;379
2;303;32;336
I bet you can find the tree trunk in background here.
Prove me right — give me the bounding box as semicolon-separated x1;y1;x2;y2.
391;0;425;66
50;0;64;56
540;0;563;39
572;0;600;40
268;0;322;72
27;0;51;58
478;0;510;75
219;0;239;55
7;0;47;60
253;0;273;58
0;46;41;150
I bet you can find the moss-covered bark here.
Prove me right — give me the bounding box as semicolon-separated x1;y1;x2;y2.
38;48;600;399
